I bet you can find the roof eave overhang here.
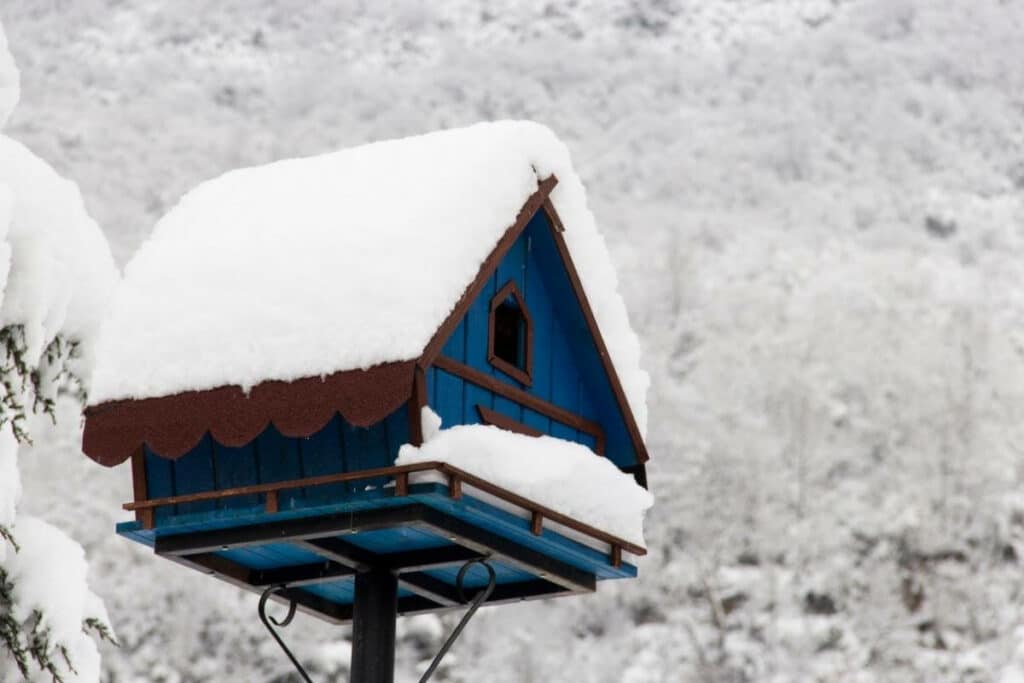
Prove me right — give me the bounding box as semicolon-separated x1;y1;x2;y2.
82;361;416;466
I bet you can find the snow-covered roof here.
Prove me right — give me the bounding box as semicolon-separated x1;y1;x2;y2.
90;121;648;435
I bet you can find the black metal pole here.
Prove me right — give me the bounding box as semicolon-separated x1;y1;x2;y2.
350;569;398;683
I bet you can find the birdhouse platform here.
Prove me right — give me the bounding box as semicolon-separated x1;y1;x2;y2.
117;460;639;623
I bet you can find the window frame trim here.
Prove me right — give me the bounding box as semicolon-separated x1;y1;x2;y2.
487;279;533;386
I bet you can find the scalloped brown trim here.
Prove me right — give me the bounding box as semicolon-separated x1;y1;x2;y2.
82;361;416;466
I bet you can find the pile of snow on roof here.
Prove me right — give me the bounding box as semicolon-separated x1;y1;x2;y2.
90;121;648;435
396;420;653;547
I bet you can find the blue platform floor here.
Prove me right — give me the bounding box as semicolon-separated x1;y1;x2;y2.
118;483;636;622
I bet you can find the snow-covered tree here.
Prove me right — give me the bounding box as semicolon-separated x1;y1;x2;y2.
0;19;117;683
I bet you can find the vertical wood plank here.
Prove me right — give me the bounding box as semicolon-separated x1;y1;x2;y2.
172;435;216;516
143;447;174;525
464;271;494;424
385;404;410;458
549;315;578;442
212;440;259;510
301;415;346;504
339;418;362;495
524;222;553;434
256;425;303;509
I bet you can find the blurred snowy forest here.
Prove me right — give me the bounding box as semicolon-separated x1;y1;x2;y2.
4;0;1024;681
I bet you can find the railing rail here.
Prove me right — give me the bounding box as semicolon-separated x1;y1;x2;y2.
123;461;645;559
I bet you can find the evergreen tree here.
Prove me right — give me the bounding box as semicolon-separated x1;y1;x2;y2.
0;18;117;682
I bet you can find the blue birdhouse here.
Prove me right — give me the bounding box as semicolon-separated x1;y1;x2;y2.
82;122;652;625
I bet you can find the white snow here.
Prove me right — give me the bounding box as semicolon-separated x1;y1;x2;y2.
89;121;648;436
0;18;117;683
420;405;442;442
0;429;19;563
395;417;653;547
0;26;16;129
2;516;113;683
0;135;118;369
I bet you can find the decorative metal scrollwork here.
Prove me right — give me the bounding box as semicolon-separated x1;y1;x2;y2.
419;559;497;683
258;584;313;683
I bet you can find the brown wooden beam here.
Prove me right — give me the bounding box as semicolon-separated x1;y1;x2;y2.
296;537;376;573
124;462;446;511
477;405;544;438
434;356;605;454
398;572;461;607
408;365;427;447
610;545;622;569
130;448;154;529
531;511;543;536
251;561;355;588
381;545;483;573
448;473;462;500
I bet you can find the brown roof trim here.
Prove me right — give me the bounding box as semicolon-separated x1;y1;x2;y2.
408;365;427;447
82;361;416;467
418;175;558;368
540;198;649;463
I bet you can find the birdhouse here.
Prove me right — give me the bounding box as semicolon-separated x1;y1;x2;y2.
82;121;652;626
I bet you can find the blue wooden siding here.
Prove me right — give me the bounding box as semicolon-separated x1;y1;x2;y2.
431;208;640;468
143;406;409;521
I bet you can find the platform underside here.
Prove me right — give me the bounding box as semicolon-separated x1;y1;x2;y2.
117;483;636;623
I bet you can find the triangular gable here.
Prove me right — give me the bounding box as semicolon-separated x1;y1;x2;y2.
417;176;648;467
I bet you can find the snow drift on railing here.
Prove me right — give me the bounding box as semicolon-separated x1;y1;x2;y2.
396;418;653;548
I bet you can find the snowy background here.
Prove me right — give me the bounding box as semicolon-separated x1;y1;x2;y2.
5;0;1024;681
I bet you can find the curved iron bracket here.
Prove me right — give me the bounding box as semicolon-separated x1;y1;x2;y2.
259;584;313;683
419;559;497;683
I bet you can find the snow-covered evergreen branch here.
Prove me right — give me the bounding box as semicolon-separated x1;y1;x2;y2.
0;16;117;683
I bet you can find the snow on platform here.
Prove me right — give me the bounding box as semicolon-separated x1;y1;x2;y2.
396;421;653;547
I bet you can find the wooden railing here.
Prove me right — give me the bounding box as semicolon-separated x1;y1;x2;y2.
123;461;645;561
